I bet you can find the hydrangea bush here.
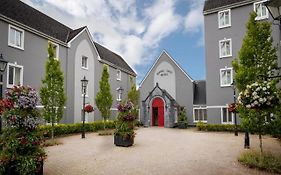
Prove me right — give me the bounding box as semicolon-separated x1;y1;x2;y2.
238;81;279;109
0;86;46;175
115;101;137;138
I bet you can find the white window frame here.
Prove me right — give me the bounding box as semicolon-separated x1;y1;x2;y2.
221;107;234;124
116;87;122;101
193;106;207;123
218;9;231;28
8;25;24;50
219;38;232;58
6;63;24;88
50;42;59;59
254;0;269;20
220;67;233;87
81;56;88;70
117;70;121;81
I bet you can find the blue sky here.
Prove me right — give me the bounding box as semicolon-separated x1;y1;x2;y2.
22;0;205;83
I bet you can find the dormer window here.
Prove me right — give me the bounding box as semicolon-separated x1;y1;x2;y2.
117;70;121;81
218;9;231;28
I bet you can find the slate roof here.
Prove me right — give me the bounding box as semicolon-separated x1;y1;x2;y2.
193;80;206;105
94;42;136;75
204;0;248;11
0;0;136;75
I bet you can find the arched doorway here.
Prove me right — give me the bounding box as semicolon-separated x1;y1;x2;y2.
152;97;164;127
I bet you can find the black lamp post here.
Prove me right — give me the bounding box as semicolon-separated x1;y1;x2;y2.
0;54;8;134
81;76;88;139
231;81;238;136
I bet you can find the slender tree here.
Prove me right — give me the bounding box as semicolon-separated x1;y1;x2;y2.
95;65;113;129
127;84;139;108
232;12;280;153
40;42;66;140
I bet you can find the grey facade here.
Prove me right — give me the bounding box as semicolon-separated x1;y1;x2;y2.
203;0;280;124
139;51;206;127
0;0;136;124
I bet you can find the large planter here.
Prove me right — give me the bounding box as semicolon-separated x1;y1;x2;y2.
4;160;43;175
114;135;134;147
178;122;187;129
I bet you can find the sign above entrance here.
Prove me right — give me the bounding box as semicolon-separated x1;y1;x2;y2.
156;69;173;77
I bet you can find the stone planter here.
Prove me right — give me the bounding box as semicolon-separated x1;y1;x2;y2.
4;160;43;175
114;135;134;147
178;123;187;129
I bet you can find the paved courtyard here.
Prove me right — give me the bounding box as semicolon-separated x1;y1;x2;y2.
44;127;281;175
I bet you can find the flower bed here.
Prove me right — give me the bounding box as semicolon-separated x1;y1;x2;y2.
196;122;242;132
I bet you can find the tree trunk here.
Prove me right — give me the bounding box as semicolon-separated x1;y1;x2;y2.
259;133;263;153
51;120;54;141
103;119;105;130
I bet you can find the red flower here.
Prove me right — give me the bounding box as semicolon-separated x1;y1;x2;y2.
228;103;237;113
84;104;94;113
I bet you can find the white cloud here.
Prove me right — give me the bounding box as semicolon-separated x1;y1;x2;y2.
184;0;204;34
21;0;183;73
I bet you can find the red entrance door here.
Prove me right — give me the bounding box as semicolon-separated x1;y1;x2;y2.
152;97;164;127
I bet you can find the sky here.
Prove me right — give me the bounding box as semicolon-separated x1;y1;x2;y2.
22;0;206;83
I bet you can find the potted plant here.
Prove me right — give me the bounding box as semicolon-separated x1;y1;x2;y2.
178;107;188;129
114;101;136;147
0;86;46;175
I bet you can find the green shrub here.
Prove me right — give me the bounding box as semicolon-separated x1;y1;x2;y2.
39;120;115;138
196;122;242;132
238;150;281;173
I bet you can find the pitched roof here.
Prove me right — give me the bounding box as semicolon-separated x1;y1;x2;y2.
203;0;249;11
94;42;136;76
0;0;82;43
139;50;194;87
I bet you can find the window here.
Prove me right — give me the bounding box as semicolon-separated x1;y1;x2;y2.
218;9;231;28
51;42;59;59
219;39;232;58
7;63;23;88
220;68;233;87
8;25;24;50
221;107;233;124
254;1;268;20
116;87;123;101
117;70;121;81
193;107;207;123
82;84;88;97
82;56;88;69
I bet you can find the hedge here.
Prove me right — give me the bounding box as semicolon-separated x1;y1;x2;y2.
196;122;243;132
39;120;115;138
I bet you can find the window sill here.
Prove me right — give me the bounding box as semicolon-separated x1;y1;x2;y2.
116;78;121;81
221;122;234;125
116;99;122;102
81;94;89;98
218;24;231;29
219;55;232;59
82;67;89;70
255;16;268;21
193;120;207;123
8;43;24;51
220;84;232;88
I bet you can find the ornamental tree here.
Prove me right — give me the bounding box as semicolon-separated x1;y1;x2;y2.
95;65;113;129
40;42;66;140
232;12;280;153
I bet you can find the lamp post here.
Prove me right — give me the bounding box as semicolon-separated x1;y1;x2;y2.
231;81;238;136
0;54;8;134
81;76;88;139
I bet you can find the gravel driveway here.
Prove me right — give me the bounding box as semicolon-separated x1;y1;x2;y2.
43;127;281;175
